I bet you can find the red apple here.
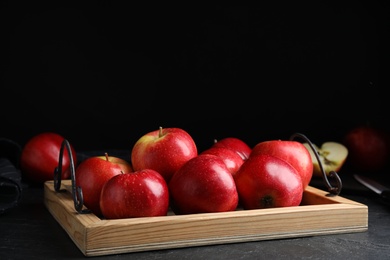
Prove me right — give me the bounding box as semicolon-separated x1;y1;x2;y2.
20;132;77;184
100;169;169;219
168;154;239;215
131;127;198;183
250;140;312;189
212;137;252;160
234;154;303;209
200;146;244;176
75;153;133;217
343;125;390;172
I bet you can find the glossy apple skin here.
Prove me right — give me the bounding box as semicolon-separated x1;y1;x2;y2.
131;127;198;183
212;137;252;160
100;169;169;219
234;154;303;209
343;126;390;172
75;155;133;217
169;154;239;215
20;132;77;184
200;146;244;176
250;140;313;189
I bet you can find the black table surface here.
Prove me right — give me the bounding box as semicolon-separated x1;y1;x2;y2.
1;174;390;260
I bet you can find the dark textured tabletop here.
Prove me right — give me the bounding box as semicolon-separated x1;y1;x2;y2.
1;173;390;260
2;4;390;259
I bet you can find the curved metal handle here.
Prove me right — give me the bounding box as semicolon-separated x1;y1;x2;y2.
53;139;90;214
289;133;342;196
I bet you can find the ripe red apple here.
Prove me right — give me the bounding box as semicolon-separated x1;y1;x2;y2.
20;132;77;184
250;140;313;189
200;146;244;176
131;127;198;183
343;125;390;172
234;154;303;209
212;137;252;160
75;153;133;217
100;169;169;219
168;154;239;215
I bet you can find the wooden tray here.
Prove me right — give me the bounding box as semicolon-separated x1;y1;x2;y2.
44;180;368;257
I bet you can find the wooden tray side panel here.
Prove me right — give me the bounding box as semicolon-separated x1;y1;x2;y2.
302;186;366;206
43;180;368;257
44;181;101;255
84;205;367;255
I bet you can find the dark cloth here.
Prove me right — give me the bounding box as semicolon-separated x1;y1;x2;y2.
0;138;23;215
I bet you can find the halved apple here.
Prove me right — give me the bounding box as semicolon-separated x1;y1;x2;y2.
303;142;348;177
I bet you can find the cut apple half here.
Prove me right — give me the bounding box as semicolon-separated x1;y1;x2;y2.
303;142;348;177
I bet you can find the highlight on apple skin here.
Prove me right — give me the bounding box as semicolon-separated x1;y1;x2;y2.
168;154;239;215
250;140;313;190
20;132;77;184
234;153;303;210
212;137;252;160
131;126;198;183
200;146;244;176
100;169;170;219
75;153;133;217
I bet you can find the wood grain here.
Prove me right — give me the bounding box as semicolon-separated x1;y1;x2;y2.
44;180;368;257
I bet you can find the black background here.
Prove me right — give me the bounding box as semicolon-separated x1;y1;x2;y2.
2;2;389;153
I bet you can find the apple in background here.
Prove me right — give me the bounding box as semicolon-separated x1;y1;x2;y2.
250;140;313;189
100;169;169;219
169;154;239;215
20;132;77;184
212;137;252;160
343;125;390;172
75;153;133;217
303;142;348;177
131;127;198;183
234;154;303;209
200;146;244;176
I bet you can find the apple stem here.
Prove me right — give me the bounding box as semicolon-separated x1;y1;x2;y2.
159;126;163;138
105;153;109;161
